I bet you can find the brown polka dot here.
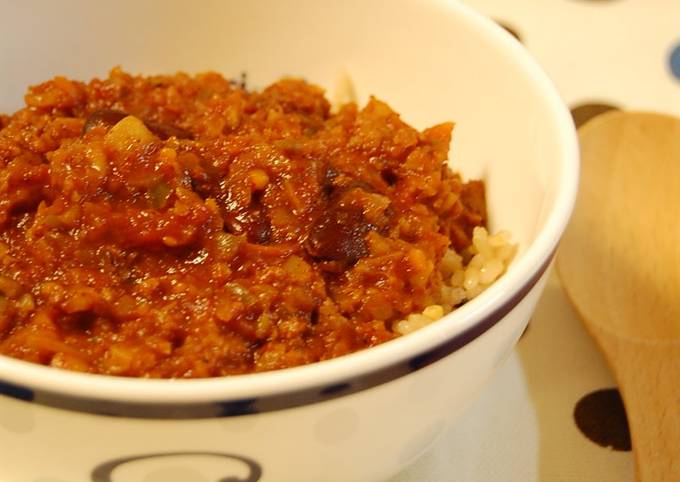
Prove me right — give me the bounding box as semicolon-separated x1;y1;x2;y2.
574;388;631;451
571;102;620;128
496;21;522;42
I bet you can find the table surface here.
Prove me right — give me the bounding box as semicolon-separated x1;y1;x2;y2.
392;1;680;481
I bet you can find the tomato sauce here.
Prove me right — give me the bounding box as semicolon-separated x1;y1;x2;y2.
0;69;485;377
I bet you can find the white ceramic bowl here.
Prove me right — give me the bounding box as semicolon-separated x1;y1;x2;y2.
0;1;578;481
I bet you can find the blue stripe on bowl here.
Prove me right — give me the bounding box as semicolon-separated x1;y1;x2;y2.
0;379;34;401
0;252;553;419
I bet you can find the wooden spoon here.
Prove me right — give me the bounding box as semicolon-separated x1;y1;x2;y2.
556;111;680;481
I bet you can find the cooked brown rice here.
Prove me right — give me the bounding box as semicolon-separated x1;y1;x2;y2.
393;227;517;335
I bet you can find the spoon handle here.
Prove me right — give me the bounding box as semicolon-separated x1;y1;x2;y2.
592;328;680;481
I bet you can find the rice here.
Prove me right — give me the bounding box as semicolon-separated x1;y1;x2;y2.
393;226;517;335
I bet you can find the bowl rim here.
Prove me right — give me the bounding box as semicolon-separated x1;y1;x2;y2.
0;0;579;408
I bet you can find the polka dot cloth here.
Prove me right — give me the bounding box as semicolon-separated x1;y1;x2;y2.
392;1;679;481
574;389;631;451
